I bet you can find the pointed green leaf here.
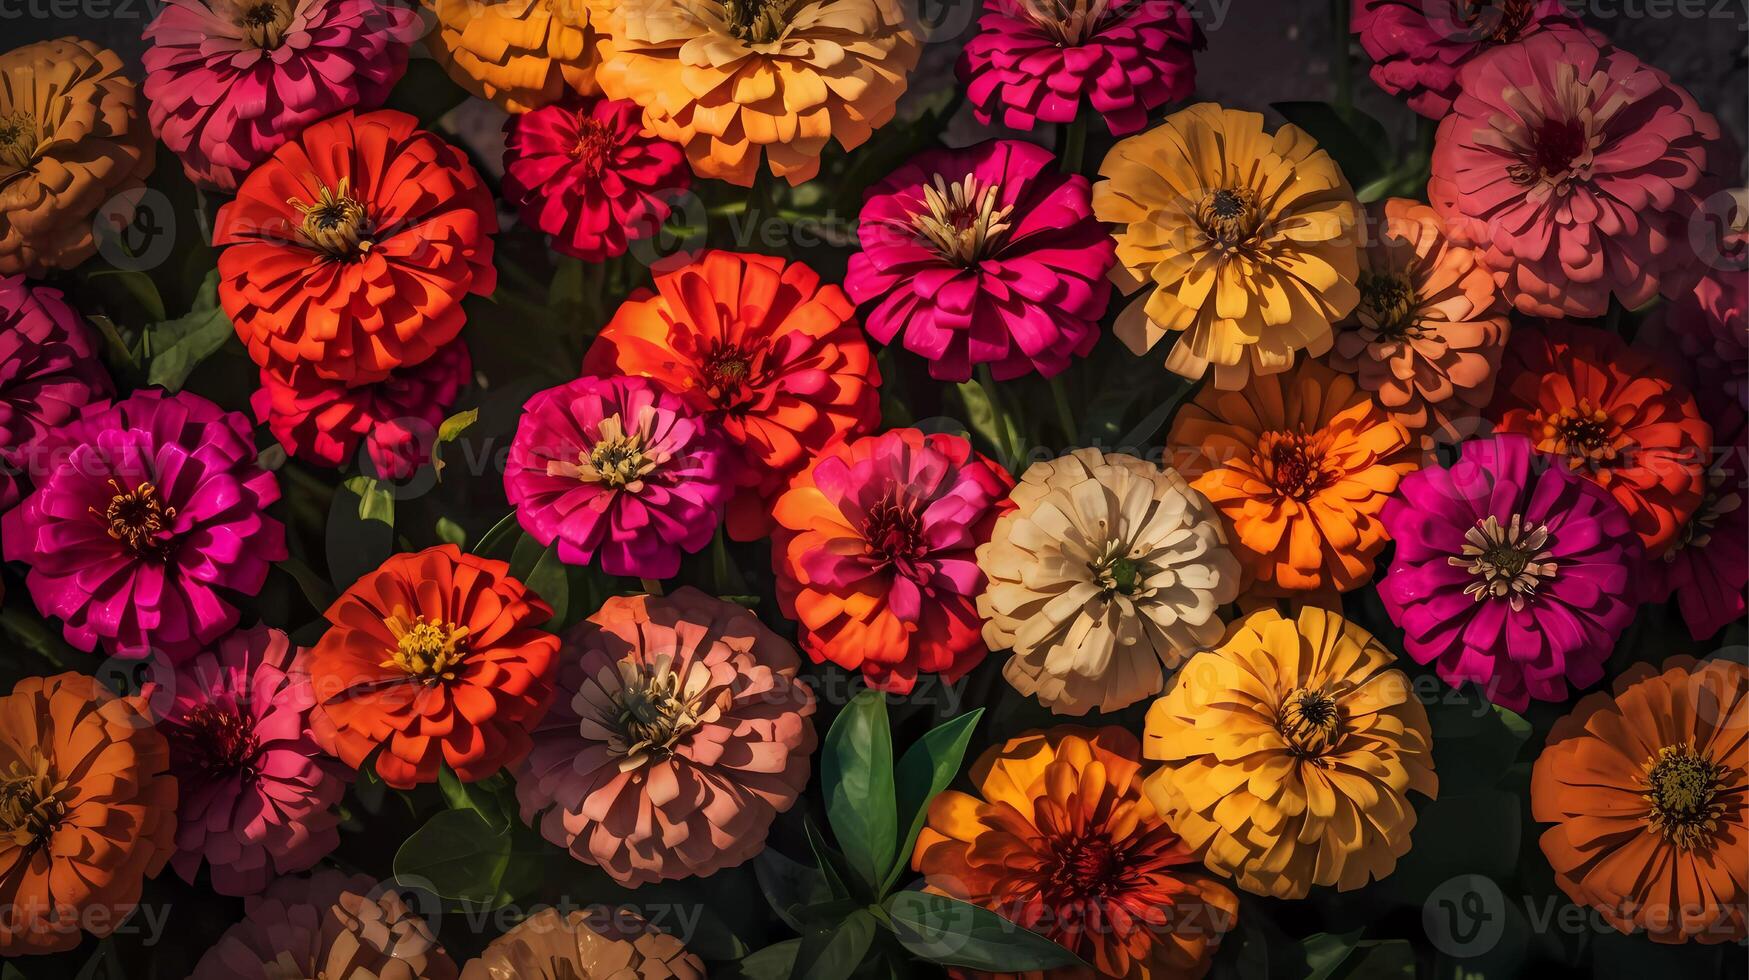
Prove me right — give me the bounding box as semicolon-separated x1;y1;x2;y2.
791;909;878;980
884;708;983;892
884;891;1086;972
821;690;897;894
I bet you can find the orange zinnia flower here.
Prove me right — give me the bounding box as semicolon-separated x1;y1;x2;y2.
1532;656;1747;944
913;727;1239;980
583;250;881;540
0;672;176;955
422;0;609;113
1166;359;1418;599
306;545;560;789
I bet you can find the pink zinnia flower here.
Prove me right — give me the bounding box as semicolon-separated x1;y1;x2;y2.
159;625;346;896
845;140;1115;382
516;589;816;886
0;276;112;510
1429;28;1724;318
142;0;422;191
1379;434;1640;710
1;389;286;660
957;0;1201;135
502;97;690;262
1352;0;1580;118
505;374;728;579
1645;405;1748;641
253;338;472;480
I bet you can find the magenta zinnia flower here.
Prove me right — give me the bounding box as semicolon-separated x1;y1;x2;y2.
0;275;112;510
142;0;422;191
253;339;472;480
1352;0;1580;118
1645;405;1748;641
957;0;1201;135
502;97;690;262
160;625;346;896
1429;28;1724;318
0;389;287;660
505;374;727;579
1378;433;1640;710
845;140;1114;382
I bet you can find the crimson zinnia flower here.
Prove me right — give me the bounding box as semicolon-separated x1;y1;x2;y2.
0;275;112;510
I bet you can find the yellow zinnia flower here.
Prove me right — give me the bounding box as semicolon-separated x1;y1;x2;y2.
1143;606;1437;899
1094;103;1362;390
421;0;610;113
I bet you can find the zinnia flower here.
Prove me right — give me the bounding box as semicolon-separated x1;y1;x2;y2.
0;275;112;510
1429;28;1724;318
1143;606;1438;899
1378;434;1640;711
0;672;176;955
305;545;560;789
213;109;497;385
1644;406;1748;641
190;869;460;979
1165;359;1417;600
502;97;690;262
583;250;879;540
159;625;347;897
957;0;1201;135
1352;0;1580;118
422;0;608;113
977;449;1240;716
0;38;153;277
1;389;286;660
1326;198;1509;444
253;338;472;480
515;589;816;886
1094;103;1363;390
913;727;1239;980
844;139;1115;382
771;427;1014;693
1662;193;1748;407
142;0;422;191
594;0;924;186
1532;656;1747;944
505;374;729;579
461;907;705;980
1488;321;1710;557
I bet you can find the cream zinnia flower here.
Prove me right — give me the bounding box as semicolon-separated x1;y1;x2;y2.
977;449;1241;715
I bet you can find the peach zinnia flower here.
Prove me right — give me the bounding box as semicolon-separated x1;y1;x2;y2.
1144;607;1438;899
913;727;1239;980
0;672;176;955
306;545;560;789
423;0;609;113
1094;103;1362;390
595;0;924;186
1166;359;1418;600
0;38;154;277
461;907;705;980
1532;656;1747;944
1326;198;1509;444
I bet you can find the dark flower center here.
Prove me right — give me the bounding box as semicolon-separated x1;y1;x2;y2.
910;173;1014;266
171;703;262;779
0;753;65;850
234;0;295;48
1449;513;1557;610
290;178;374;259
0;111;36;172
382;615;470;682
1539;402;1625;465
92;479;178;559
1511;118;1589;185
699;340;769;410
1049;836;1124;898
1256;431;1331;500
1020;0;1117;45
1669;479;1740;556
1196;187;1263;250
570;116;617;178
1356;272;1423;339
863;494;926;572
1456;0;1539;42
1279;687;1342;759
1642;743;1727;850
723;0;793;42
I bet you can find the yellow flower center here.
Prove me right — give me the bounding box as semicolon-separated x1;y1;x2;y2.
289;178;374;259
0;753;66;851
588;416;656;488
1019;0;1115;45
382;615;471;682
910;173;1015;267
230;0;295;48
723;0;794;42
0;111;37;173
1196;187;1263;251
1356;271;1424;340
612;657;708;762
1449;513;1557;611
90;479;178;559
1642;743;1727;850
1537;401;1627;466
1279;687;1342;759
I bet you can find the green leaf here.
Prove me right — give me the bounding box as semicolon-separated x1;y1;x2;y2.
791;909;878;980
520;539;570;629
437;763;508;831
884;891;1086;972
326;477;395;590
804;812;857;901
472;511;522;561
1271;101;1390;191
85;267;167;322
1302;930;1362;980
821;690;898;895
431;407;479;481
754;846;838;933
883;708;983;892
275;555;336;611
727;940;801;980
85;314;141;372
143;270;234;392
435;517;467;548
393;808;533;909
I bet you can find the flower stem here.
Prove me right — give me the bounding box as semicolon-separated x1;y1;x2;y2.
977;364;1019;466
1060;115;1088;175
1331;0;1353;115
1050;375;1078;443
640;577;665;596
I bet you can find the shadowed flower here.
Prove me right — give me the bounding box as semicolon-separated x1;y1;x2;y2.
0;38;154;276
1532;656;1747;944
214;109;497;385
978;449;1241;716
845;139;1115;383
305;545;560;789
1352;0;1580;118
1;389;286;660
422;0;609;113
461;907;705;980
958;0;1202;135
1144;607;1438;899
1326;198;1509;444
505;374;730;578
160;625;346;896
1661;187;1747;406
1429;28;1724;317
772;428;1014;693
0;275;112;509
1644;407;1748;641
583;250;879;540
142;0;422;191
913;727;1239;980
515;589;815;886
0;672;176;955
595;0;924;186
1379;434;1640;710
